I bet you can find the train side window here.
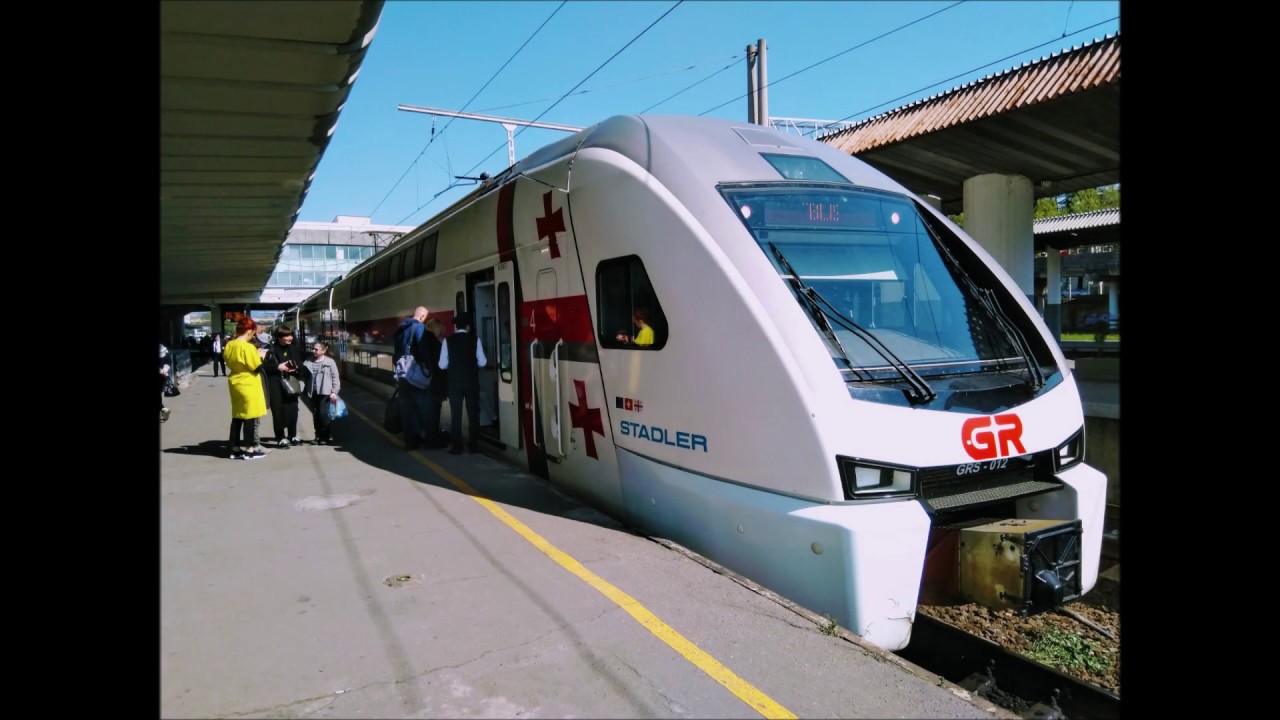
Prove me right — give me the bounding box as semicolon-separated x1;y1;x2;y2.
596;256;667;350
373;257;390;291
407;240;420;277
394;250;407;284
416;232;438;277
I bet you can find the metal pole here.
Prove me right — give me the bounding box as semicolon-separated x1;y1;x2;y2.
398;105;582;132
503;123;516;167
757;38;768;127
746;43;757;124
398;105;583;169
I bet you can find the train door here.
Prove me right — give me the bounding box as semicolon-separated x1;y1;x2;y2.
531;267;565;461
468;269;504;450
322;308;347;374
493;261;520;450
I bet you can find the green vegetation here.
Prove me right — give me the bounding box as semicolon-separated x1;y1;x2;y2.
820;614;839;636
1061;333;1119;342
949;184;1120;228
1026;626;1111;675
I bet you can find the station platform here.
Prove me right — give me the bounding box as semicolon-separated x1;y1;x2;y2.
161;368;1014;719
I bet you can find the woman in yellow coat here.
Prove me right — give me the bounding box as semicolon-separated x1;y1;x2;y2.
224;317;270;460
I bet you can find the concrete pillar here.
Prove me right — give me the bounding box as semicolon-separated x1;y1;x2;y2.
1044;246;1062;339
1107;280;1119;330
962;174;1035;303
210;304;225;336
160;307;186;348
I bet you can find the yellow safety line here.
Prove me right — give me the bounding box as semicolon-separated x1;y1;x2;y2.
351;404;797;719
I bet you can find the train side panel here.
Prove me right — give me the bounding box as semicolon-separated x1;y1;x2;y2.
569;147;842;502
507;169;626;517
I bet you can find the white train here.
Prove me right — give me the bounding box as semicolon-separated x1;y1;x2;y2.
285;115;1105;651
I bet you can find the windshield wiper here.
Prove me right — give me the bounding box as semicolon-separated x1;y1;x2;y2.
768;243;862;380
918;214;1045;392
769;243;936;404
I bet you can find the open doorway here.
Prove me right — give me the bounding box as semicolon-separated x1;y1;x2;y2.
468;269;501;447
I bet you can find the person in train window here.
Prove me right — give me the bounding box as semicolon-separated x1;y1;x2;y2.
615;308;655;347
423;317;450;448
224;317;270;460
264;325;308;447
439;311;486;454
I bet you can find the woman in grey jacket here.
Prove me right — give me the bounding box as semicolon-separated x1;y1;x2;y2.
302;340;342;445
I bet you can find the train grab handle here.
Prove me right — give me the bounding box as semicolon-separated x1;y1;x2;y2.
554;339;565;458
530;339;542;449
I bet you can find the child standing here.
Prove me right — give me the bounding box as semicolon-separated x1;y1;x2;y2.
303;340;342;445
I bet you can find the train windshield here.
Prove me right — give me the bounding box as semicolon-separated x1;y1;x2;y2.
722;184;1035;389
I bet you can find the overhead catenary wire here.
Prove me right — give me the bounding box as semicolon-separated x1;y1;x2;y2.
640;57;740;114
698;1;968;117
397;0;684;225
479;53;742;113
369;1;568;220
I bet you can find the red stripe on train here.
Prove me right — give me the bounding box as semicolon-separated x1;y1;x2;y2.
497;183;516;263
524;295;595;344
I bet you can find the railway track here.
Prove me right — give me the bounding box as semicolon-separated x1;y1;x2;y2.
650;534;1120;718
895;614;1120;719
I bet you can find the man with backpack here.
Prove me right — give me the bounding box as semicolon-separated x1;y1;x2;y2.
392;306;438;451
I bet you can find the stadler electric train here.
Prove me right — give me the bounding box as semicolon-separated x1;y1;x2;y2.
283;115;1105;651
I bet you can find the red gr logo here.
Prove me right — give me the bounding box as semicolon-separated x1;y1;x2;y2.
961;413;1027;461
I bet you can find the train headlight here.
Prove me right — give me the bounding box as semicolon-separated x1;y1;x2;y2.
1052;427;1085;473
838;456;917;501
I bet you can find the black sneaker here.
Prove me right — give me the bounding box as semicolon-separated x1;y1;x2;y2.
276;439;290;449
243;449;267;460
229;449;244;460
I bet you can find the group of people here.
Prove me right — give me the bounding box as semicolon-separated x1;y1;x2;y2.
160;344;174;422
218;318;341;460
162;305;487;460
394;306;486;455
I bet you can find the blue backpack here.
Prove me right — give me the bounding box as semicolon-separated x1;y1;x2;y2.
393;325;432;389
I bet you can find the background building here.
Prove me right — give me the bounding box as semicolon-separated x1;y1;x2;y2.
260;215;415;304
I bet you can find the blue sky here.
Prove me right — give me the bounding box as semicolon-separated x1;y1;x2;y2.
297;0;1120;228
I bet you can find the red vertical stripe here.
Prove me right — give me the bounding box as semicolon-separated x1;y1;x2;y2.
497;182;515;263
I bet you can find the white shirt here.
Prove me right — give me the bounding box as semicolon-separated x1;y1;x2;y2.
438;329;487;370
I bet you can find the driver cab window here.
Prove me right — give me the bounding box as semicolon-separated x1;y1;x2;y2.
598;256;667;350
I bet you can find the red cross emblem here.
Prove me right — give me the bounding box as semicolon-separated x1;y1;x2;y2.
569;379;604;459
535;191;565;259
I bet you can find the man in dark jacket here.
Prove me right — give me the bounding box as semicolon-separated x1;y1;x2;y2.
394;306;431;450
423;317;449;448
440;312;486;454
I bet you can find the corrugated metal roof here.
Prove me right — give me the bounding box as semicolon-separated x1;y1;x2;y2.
161;1;386;306
820;33;1120;154
1034;208;1120;236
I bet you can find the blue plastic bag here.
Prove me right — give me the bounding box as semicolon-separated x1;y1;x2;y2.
326;396;348;421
